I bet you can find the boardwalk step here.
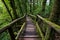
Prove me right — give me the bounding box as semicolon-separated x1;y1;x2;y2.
24;31;37;35
19;17;40;40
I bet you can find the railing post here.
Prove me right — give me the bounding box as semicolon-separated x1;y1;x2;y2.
8;26;15;40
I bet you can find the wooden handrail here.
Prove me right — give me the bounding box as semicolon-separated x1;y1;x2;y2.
28;14;36;18
0;15;26;40
28;14;60;33
0;15;25;33
15;22;26;40
28;14;37;21
37;15;60;33
36;22;44;40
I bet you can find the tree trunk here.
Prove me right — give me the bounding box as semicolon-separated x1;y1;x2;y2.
48;0;52;15
41;0;47;14
45;0;53;17
30;0;33;14
18;0;23;16
10;0;19;19
33;0;34;14
49;0;60;40
2;0;13;20
25;0;27;14
49;0;60;25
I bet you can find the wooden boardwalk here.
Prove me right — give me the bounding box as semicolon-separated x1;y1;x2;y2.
19;17;40;40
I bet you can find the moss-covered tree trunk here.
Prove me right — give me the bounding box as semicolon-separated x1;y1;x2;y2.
49;0;60;40
49;0;60;24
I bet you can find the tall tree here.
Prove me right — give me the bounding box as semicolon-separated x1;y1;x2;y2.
21;0;26;15
2;0;13;20
30;0;33;14
25;0;27;14
42;0;47;12
9;0;19;19
49;0;52;13
49;0;60;25
41;0;47;16
48;0;54;17
33;0;35;13
16;0;23;16
49;0;60;40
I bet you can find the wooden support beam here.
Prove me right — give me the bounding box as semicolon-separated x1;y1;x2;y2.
10;0;19;19
15;22;26;40
28;14;36;18
36;22;45;40
44;25;51;40
37;15;60;33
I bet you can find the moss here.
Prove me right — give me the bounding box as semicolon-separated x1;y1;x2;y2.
37;15;60;32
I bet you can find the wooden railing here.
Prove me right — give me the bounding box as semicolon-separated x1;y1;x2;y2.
36;22;45;40
37;15;60;40
15;22;26;40
29;14;60;40
28;14;36;18
29;14;60;33
0;15;26;40
28;14;36;22
37;15;60;33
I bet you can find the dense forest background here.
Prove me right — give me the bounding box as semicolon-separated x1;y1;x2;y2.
0;0;54;28
0;0;60;40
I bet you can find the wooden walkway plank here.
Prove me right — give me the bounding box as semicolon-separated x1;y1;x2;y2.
19;17;40;40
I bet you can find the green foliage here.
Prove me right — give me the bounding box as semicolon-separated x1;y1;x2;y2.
0;0;12;40
0;30;11;40
0;0;12;28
